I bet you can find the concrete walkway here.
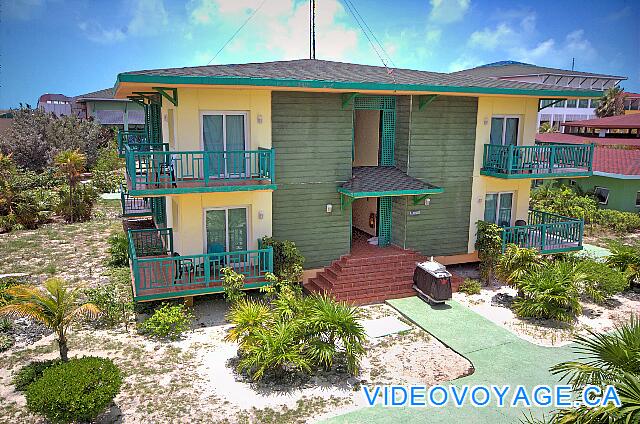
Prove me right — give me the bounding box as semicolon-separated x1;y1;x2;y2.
325;297;579;423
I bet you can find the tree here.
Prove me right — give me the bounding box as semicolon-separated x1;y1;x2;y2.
54;150;86;223
538;122;556;133
595;87;625;118
0;278;101;361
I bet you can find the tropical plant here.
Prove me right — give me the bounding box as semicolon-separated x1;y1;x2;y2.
476;221;503;283
538;122;556;133
458;278;482;295
84;275;133;329
91;143;123;193
25;356;122;424
0;278;101;361
106;232;129;268
575;259;629;302
0;333;13;351
139;302;194;340
13;360;60;391
512;262;583;323
547;317;640;423
260;237;305;282
606;241;640;287
496;244;542;291
221;267;246;303
55;183;98;223
54;150;87;223
595;86;625;118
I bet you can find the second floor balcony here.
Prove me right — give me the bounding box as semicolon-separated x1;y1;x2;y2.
124;147;276;196
481;143;593;179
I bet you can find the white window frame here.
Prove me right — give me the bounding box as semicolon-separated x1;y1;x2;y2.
485;191;515;226
199;111;250;151
594;186;610;205
491;115;521;146
202;206;251;254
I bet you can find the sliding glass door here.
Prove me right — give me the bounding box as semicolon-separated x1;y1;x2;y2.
490;116;519;146
484;192;513;227
202;113;247;177
205;208;248;254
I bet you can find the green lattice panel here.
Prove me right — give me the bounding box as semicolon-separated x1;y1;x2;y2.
378;197;392;246
151;197;167;227
353;95;395;111
380;110;395;166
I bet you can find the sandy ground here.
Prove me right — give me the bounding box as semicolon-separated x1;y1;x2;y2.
0;301;472;424
454;284;640;347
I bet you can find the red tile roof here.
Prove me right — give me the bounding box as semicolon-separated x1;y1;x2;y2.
593;147;640;176
535;132;640;147
561;113;640;129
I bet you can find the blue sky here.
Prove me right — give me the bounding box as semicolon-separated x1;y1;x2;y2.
1;0;638;108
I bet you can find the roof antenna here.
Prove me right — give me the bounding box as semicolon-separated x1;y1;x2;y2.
309;0;316;59
571;57;575;71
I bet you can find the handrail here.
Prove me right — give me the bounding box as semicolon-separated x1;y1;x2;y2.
499;210;584;253
482;143;594;176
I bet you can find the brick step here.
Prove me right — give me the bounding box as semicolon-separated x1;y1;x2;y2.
335;290;417;305
328;270;415;285
329;285;416;298
329;275;414;290
331;261;421;276
338;254;423;267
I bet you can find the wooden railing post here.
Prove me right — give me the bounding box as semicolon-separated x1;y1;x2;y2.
203;152;209;187
506;145;514;174
549;145;556;173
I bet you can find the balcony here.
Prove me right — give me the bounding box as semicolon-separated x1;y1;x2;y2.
120;185;152;217
124;147;276;196
481;143;593;179
500;210;584;254
127;228;274;301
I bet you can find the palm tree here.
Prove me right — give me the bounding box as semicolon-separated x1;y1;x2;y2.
595;87;625;118
54;150;86;223
547;317;640;423
496;244;542;293
0;278;101;361
538;122;556;133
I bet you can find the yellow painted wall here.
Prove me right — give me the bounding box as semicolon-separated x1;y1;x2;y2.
467;96;539;253
169;191;272;256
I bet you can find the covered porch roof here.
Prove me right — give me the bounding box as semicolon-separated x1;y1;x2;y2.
338;166;443;206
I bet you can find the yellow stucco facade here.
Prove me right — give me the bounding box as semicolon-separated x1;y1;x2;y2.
160;88;274;255
467;96;540;253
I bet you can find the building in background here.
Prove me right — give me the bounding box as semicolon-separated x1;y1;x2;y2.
37;93;72;116
624;92;640;114
73;87;145;131
453;61;627;132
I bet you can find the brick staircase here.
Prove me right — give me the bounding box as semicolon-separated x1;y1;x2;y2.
304;248;427;305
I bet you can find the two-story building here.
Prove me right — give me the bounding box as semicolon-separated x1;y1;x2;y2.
113;59;598;304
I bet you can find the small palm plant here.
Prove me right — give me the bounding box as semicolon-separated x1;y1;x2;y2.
496;244;542;294
547;317;640;423
54;150;87;223
595;86;625;118
0;278;101;361
606;241;640;287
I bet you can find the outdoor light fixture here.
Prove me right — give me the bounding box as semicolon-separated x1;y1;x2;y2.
257;114;263;124
483;117;489;125
424;198;431;206
326;204;333;213
258;210;264;220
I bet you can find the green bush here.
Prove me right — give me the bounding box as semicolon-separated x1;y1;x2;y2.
576;259;629;302
260;237;305;282
13;360;60;391
55;183;98;223
84;273;133;328
0;317;12;332
0;334;13;351
607;241;640;287
495;244;542;289
25;357;122;423
0;276;25;307
513;262;582;323
221;267;246;303
139;303;194;340
595;209;640;233
458;279;482;295
91;146;123;193
106;232;129;268
475;221;503;283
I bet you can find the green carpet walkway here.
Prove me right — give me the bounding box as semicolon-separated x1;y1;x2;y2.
325;297;580;424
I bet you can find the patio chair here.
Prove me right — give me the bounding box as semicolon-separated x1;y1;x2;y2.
172;252;195;282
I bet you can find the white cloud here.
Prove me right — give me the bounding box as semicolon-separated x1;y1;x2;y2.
428;0;470;24
78;22;127;44
468;23;513;50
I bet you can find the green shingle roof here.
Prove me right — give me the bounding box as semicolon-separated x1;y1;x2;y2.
338;166;443;197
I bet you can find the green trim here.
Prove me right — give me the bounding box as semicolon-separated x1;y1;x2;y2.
153;87;178;106
418;95;438;110
116;73;602;98
134;281;270;302
337;186;444;198
341;92;358;109
480;170;592;179
411;194;430;206
538;98;566;111
129;183;278;196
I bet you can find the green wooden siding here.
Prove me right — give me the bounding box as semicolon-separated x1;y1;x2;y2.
571;175;640;212
271;92;352;268
399;95;478;256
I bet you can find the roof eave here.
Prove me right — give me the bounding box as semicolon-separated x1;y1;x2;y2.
115;73;602;98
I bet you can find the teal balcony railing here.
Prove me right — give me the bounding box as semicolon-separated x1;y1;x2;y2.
481;143;594;178
124;146;275;194
117;130;168;157
500;209;583;254
127;228;273;301
120;185;152;217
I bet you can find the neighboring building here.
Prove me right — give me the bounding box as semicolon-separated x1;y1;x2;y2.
73;87;145;130
561;113;640;137
537;117;640;212
114;59;599;304
37;93;73;116
624;92;640;114
452;61;626;132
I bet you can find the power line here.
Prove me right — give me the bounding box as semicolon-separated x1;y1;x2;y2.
341;0;388;69
207;0;268;65
344;0;396;68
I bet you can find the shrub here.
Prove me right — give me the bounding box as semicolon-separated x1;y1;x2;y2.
25;357;122;423
607;241;640;287
84;273;133;328
458;279;482;295
0;317;12;332
106;232;129;268
13;360;60;391
139;303;194;340
576;259;629;302
595;209;640;233
0;334;13;351
260;237;305;282
92;145;123;193
475;221;503;283
496;244;542;294
0;276;25;307
221;267;246;303
55;183;98;222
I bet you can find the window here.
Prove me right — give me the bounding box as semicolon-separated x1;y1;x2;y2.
569;180;577;186
635;192;640;207
484;193;513;227
201;112;249;176
540;99;554;108
578;99;589;108
204;207;248;254
490;116;519;146
594;187;610;205
590;99;600;108
566;99;577;108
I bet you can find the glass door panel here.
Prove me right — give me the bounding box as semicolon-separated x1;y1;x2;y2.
225;115;246;175
205;209;226;254
505;118;519;146
484;194;498;224
497;193;513;226
490;118;504;145
228;208;248;252
203;115;224;177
